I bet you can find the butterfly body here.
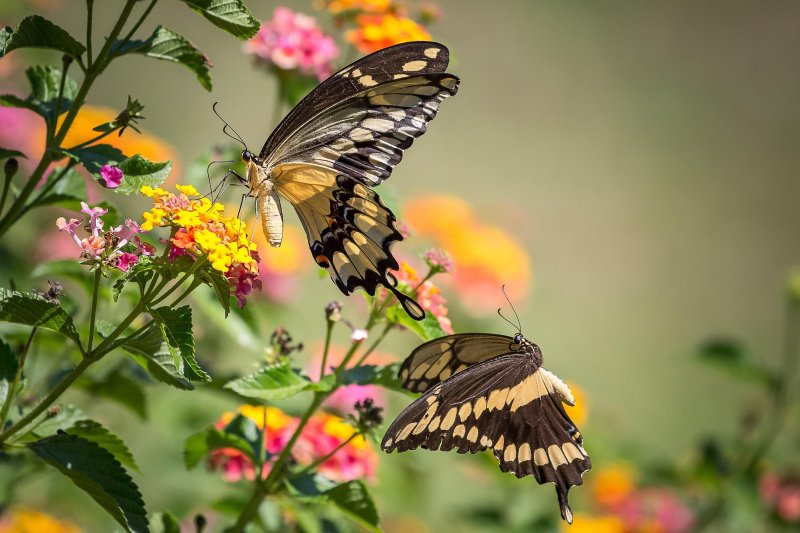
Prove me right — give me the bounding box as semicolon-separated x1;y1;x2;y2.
383;332;590;523
231;42;458;320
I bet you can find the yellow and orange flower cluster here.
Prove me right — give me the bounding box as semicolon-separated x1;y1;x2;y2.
405;195;532;314
209;405;378;483
346;12;432;54
392;260;454;333
321;0;392;14
0;507;81;533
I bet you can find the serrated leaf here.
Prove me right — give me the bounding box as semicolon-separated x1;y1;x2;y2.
0;288;80;344
0;26;11;52
80;369;147;420
29;432;149;532
179;0;259;40
0;147;25;160
119;325;193;390
1;15;85;59
0;66;77;123
115;155;171;195
69;419;140;472
197;267;231;317
697;339;777;387
0;338;19;408
286;474;380;532
184;426;256;469
118;26;212;91
61;144;126;176
386;305;445;342
150;306;209;382
225;360;311;401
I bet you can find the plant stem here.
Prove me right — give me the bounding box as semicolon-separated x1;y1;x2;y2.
86;269;102;353
226;482;268;533
354;324;393;367
293;434;358;478
0;355;93;445
85;0;94;67
0;167;12;216
50;60;70;144
119;0;158;46
64;127;120;151
91;301;144;359
22;161;77;215
0;328;37;430
319;319;334;378
150;258;207;306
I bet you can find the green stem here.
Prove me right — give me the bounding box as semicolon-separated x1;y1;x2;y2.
0;355;93;445
50;60;71;144
86;269;102;353
64;127;120;152
0;328;37;430
85;0;94;67
150;258;207;306
354;324;393;367
23;161;77;213
319;320;334;378
0;167;12;216
119;0;158;46
91;300;144;359
226;482;268;533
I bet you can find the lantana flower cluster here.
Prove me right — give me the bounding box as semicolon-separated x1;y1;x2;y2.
209;405;378;483
760;471;800;524
56;202;153;272
244;7;339;81
345;12;431;54
140;184;261;306
391;258;454;334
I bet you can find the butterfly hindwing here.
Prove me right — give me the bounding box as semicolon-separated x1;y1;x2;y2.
273;163;424;319
400;333;519;392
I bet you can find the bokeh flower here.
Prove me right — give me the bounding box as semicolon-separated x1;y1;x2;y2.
209;405;378;483
140;184;261;306
761;471;800;523
391;260;454;333
564;380;588;427
0;103;43;174
321;0;392;14
346;13;431;54
245;7;339;81
309;344;394;413
592;463;637;509
0;506;81;533
253;223;311;302
405;195;531;314
563;513;625;533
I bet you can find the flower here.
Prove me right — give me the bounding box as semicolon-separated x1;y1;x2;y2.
761;471;800;523
0;506;81;533
99;164;123;188
564;381;588;427
346;13;431;54
56;207;146;271
209;405;378;483
563;513;625;533
592;463;637;509
322;0;392;14
391;260;454;333
405;195;532;315
309;344;393;413
351;328;369;341
424;248;454;274
140;184;261;306
245;7;339;81
252;224;310;302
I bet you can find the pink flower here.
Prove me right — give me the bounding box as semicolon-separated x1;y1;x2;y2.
425;248;455;274
244;7;339;81
761;471;800;523
308;345;390;414
99;164;123;188
228;251;263;308
80;235;106;256
56;217;82;247
116;252;139;272
351;329;368;342
80;202;107;235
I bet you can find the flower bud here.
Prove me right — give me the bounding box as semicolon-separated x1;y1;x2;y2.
4;158;19;179
354;398;383;430
325;301;343;323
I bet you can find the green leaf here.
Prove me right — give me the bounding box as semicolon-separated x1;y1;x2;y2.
119;26;212;91
25;404;87;441
150;511;180;533
34;165;87;206
307;373;336;393
119;325;193;390
697;339;777;386
0;338;19;408
184;426;256;469
286;474;380;532
29;432;149;533
79;369;147;420
68;419;140;473
0;288;80;344
0;66;77;124
197;267;231;317
386;305;446;342
115;155;171;195
150;306;209;382
338;364;406;394
0;148;25;160
61;144;126;176
0;15;85;59
224;360;311;401
326;480;380;531
0;26;11;52
179;0;259;40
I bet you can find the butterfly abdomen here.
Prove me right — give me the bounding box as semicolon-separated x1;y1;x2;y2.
257;180;283;248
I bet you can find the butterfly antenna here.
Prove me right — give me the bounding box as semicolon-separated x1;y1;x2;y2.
212;102;247;149
501;284;523;332
497;308;519;332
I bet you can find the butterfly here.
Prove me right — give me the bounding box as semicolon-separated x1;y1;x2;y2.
381;331;591;523
229;41;459;320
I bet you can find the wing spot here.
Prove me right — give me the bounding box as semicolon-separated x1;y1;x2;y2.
417;380;428;391
393;73;409;79
453;424;466;438
518;443;532;462
439;367;452;380
458;403;472;421
504;444;517;463
358;75;378;87
428;415;441;432
424;47;440;59
397;422;416;442
562;442;584;462
547;444;568;467
493;435;505;451
352;68;362;77
533;447;549;466
467;426;479;443
362;118;394;132
402;60;427;72
487;387;510;411
473;396;487;419
399;368;409;380
440;407;457;430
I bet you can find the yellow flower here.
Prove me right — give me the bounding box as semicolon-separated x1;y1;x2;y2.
564;381;588;427
0;507;81;533
230;405;296;432
322;0;392;14
209;248;233;273
322;415;368;449
562;513;625;533
141;207;166;231
346;13;432;54
140;185;168;199
194;229;222;252
592;462;637;508
176;184;200;196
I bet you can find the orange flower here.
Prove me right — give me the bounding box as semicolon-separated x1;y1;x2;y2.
592;462;637;509
346;13;431;54
0;507;81;533
252;223;311;302
564;380;588;427
405;194;531;314
562;513;625;533
322;0;393;13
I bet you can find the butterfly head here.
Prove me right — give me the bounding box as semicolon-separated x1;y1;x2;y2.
513;332;524;344
240;150;260;165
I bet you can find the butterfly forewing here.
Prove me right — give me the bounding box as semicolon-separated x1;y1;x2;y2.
400;333;519;392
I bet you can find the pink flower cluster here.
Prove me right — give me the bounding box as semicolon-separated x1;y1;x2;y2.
609;488;695;533
209;405;378;484
244;7;339;81
761;472;800;523
393;260;454;334
56;202;153;271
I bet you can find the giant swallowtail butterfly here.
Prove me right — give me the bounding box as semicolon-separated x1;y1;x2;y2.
382;332;590;523
232;41;459;320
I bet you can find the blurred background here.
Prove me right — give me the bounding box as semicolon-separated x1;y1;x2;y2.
1;0;799;531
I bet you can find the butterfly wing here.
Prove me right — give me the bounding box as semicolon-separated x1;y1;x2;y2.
399;333;518;392
382;355;590;523
272;163;424;319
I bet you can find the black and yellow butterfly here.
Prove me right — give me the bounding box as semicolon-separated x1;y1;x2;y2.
233;41;459;320
382;332;590;523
